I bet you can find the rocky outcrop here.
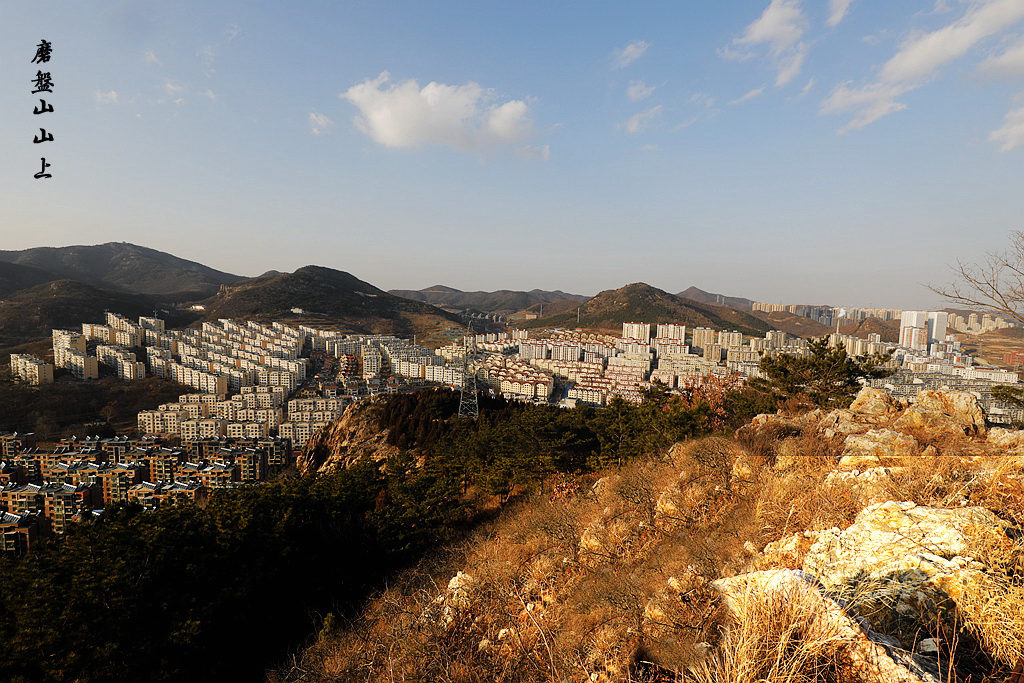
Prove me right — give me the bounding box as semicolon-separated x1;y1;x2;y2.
296;398;400;474
713;570;940;683
802;501;1006;641
893;390;987;440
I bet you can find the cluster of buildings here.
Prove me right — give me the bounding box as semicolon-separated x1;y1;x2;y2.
0;432;292;554
947;311;1013;334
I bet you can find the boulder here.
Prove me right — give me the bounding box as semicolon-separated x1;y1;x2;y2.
850;388;905;417
802;501;1006;639
986;427;1024;452
820;409;873;438
841;429;918;461
893;390;987;439
712;570;939;683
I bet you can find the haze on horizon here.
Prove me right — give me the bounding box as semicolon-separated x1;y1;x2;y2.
3;1;1024;310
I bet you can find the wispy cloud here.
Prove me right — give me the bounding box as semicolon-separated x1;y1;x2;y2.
978;34;1024;77
201;88;217;101
612;40;650;69
990;96;1024;151
827;0;855;27
821;0;1024;132
309;111;333;135
689;92;717;109
163;80;184;96
198;45;216;76
226;24;242;41
95;90;119;104
799;78;816;97
727;0;809;86
144;49;162;66
623;105;663;134
517;144;551;161
731;86;766;104
341;72;534;152
627;80;656;101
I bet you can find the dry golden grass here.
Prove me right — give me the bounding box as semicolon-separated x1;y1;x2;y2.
687;581;858;683
281;418;1024;683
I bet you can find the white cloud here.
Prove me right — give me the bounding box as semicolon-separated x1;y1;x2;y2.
881;0;1024;83
144;49;162;66
673;116;700;131
198;45;216;76
731;86;766;104
800;78;816;97
201;88;217;101
623;105;662;134
95;90;119;104
627;80;655;101
612;40;650;69
226;24;242;41
828;0;855;27
821;0;1024;131
990;98;1024;150
641;144;660;151
978;35;1024;77
517;144;550;161
163;80;184;96
341;72;534;152
689;92;717;108
309;111;333;135
728;0;809;86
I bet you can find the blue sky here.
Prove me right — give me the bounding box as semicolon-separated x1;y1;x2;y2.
3;1;1024;308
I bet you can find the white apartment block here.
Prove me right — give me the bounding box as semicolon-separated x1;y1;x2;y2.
656;324;686;340
622;322;651;341
10;354;54;385
54;347;99;379
52;329;87;354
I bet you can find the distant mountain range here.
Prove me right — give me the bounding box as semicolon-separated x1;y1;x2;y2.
387;285;588;314
0;244;462;352
0;242;242;301
199;266;462;343
676;286;755;312
520;282;772;337
0;242;903;354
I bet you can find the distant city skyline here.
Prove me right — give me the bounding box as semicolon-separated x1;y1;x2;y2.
4;2;1024;310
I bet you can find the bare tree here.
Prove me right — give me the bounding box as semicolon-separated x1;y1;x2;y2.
931;230;1024;325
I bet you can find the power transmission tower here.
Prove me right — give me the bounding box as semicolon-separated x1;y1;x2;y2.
457;335;479;419
444;325;479;419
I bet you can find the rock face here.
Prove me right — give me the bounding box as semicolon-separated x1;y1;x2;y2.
802;501;1005;640
746;387;992;459
296;398;400;474
849;388;906;417
893;390;987;440
841;429;918;462
713;570;940;683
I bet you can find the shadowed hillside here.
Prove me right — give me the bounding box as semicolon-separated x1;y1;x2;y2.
198;266;464;341
0;242;242;300
521;282;771;336
388;285;588;313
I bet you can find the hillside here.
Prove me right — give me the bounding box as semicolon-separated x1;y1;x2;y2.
0;280;162;350
290;388;1024;683
0;262;57;297
750;311;900;342
0;242;242;300
521;282;771;337
198;265;464;342
677;286;754;311
388;285;588;313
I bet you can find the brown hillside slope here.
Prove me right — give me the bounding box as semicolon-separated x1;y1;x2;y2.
521;283;771;337
286;389;1024;683
197;266;463;344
